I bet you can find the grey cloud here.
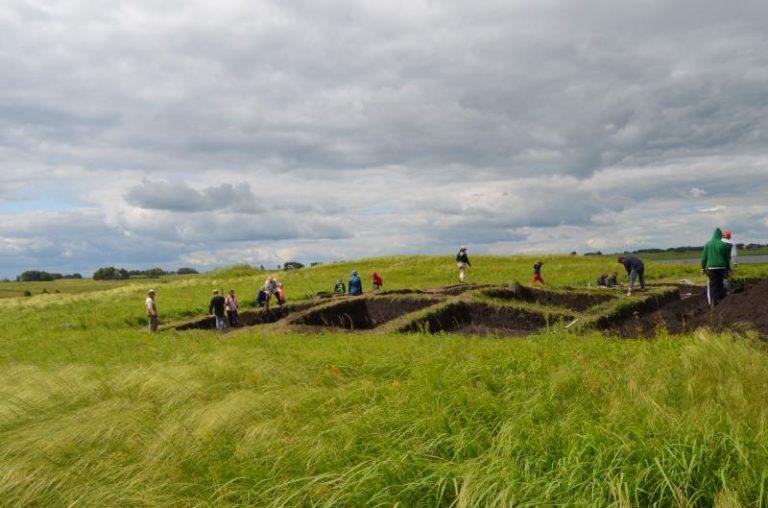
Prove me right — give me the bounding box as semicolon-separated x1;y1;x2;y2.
2;0;768;276
124;180;262;213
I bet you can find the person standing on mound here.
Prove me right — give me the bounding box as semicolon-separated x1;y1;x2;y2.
701;227;731;308
618;255;645;296
456;246;471;284
145;289;158;332
531;261;545;285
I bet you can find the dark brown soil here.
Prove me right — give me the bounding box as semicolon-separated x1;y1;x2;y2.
706;279;768;337
484;286;614;312
173;302;316;331
293;297;441;330
607;292;710;338
427;284;490;296
399;302;555;336
606;280;768;339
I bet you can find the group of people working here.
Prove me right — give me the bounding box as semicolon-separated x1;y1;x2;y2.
334;270;383;296
144;229;740;332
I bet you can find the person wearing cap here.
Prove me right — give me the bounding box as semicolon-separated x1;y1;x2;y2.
721;229;738;293
145;289;158;332
209;289;227;330
617;255;645;296
456;246;471;284
701;227;732;308
721;230;738;268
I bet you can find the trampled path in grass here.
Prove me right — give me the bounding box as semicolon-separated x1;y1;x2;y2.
1;255;768;506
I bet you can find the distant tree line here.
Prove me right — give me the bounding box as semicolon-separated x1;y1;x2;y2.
17;271;83;282
632;242;762;254
93;266;199;280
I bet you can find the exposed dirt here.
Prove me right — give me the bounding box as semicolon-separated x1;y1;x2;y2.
173;302;316;331
483;286;614;312
707;279;768;337
426;284;491;296
294;297;441;330
606;280;768;339
170;278;768;339
399;302;556;336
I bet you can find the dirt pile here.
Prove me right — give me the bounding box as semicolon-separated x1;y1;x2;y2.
706;279;768;337
609;280;768;339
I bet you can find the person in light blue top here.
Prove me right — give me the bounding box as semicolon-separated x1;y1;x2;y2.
348;270;363;296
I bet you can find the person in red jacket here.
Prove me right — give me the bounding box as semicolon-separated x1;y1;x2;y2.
531;261;545;285
372;272;383;291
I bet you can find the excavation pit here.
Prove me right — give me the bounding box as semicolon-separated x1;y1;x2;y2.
483;286;615;312
400;302;558;336
294;297;442;330
603;279;768;339
172;302;316;331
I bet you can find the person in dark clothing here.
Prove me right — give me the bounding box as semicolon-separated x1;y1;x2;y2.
597;273;608;287
607;272;619;288
701;227;732;308
208;289;227;330
531;261;545;285
348;270;363;296
456;246;471;283
618;255;645;296
334;278;346;295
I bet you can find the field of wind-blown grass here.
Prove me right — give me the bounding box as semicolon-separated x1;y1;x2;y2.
2;255;768;506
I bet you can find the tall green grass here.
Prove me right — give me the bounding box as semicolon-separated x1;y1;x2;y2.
2;331;768;506
2;255;768;506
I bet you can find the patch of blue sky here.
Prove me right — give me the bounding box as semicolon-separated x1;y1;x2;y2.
0;182;82;212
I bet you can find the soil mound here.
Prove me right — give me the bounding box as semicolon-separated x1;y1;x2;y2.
607;280;768;339
706;279;768;337
608;291;710;338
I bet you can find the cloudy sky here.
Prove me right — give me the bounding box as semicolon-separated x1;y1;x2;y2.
1;0;767;277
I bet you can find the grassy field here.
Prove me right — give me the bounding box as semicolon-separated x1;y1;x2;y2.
624;246;768;261
2;255;768;506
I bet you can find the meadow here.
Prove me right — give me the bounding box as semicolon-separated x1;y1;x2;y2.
2;255;768;506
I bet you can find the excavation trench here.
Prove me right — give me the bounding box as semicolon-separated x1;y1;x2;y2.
293;297;442;330
482;286;615;312
399;301;559;336
603;279;768;339
173;302;316;331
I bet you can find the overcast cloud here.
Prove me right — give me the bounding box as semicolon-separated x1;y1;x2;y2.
1;0;767;277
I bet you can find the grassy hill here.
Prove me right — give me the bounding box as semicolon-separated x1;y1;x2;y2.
1;255;768;506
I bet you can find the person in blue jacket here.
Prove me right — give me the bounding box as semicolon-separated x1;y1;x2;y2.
348;270;363;296
618;255;645;296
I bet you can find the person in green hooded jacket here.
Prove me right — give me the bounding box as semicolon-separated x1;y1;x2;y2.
701;227;731;308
